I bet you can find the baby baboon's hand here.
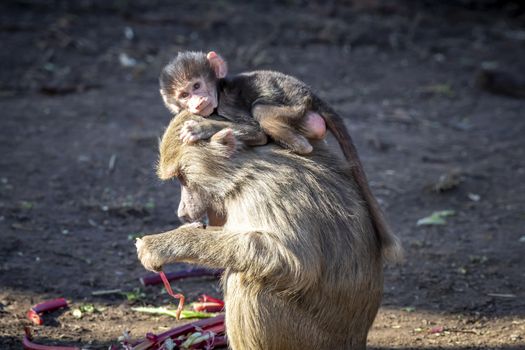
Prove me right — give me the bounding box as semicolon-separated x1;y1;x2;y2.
180;120;216;144
135;236;166;272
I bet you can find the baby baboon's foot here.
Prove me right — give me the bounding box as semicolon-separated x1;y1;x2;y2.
303;111;326;140
277;134;313;155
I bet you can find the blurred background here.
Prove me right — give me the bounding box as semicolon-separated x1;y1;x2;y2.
0;0;524;349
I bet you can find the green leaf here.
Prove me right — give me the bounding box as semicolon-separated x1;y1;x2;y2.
20;201;34;210
181;331;214;349
72;303;98;318
80;304;96;313
422;83;455;98
417;210;455;226
179;310;216;319
131;306;215;319
122;288;146;301
72;309;83;318
91;288;122;296
144;199;155;210
132;306;179;318
163;338;176;350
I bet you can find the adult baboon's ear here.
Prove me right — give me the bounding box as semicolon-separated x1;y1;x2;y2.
207;51;228;79
157;161;177;180
210;128;236;157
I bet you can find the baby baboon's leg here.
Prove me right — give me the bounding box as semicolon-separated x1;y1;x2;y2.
252;104;313;154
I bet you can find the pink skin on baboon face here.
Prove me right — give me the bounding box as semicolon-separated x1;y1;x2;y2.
177;184;207;223
175;77;218;117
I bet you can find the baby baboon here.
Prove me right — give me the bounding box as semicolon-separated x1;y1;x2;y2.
159;51;326;154
136;111;401;350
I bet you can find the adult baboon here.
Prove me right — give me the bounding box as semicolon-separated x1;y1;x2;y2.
136;111;401;350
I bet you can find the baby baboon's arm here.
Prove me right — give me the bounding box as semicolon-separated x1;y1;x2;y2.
181;118;267;146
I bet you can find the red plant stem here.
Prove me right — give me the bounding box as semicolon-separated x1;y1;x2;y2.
27;298;68;325
131;315;225;349
192;302;224;313
199;323;226;335
31;298;68;313
212;335;227;348
159;271;185;320
130;314;226;349
157;314;225;339
27;310;43;326
23;327;80;350
155;315;225;346
140;268;221;287
198;294;225;306
189;335;227;349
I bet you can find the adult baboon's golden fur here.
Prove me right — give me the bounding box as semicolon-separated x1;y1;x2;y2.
136;111;401;349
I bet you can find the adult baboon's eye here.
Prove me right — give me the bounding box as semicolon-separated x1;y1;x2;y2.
177;173;187;186
193;82;200;90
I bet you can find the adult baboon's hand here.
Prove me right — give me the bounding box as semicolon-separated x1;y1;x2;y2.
136;223;205;272
136;235;165;272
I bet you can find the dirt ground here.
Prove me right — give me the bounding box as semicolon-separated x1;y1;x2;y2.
1;1;524;349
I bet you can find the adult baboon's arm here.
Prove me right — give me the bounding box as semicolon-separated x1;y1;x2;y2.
136;224;317;292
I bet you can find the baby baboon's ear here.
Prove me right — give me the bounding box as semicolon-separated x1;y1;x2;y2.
210;128;236;157
207;51;228;79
